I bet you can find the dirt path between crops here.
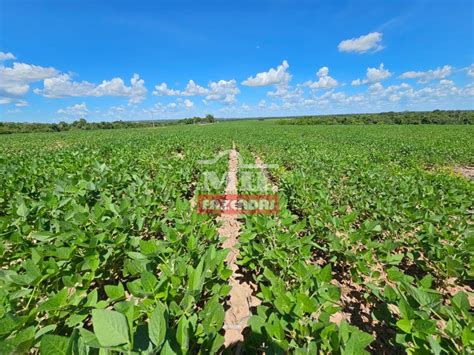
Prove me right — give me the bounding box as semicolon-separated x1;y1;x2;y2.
220;145;259;350
454;166;474;179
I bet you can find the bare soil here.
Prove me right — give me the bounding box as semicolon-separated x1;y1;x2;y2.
454;166;474;179
220;146;260;349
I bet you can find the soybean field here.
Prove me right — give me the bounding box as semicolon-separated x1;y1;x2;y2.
0;121;473;354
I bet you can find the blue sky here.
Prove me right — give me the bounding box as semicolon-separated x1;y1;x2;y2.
0;0;473;122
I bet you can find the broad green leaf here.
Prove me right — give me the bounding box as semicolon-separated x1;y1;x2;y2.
17;202;29;218
141;271;158;293
104;282;125;301
176;316;190;353
39;289;68;312
344;329;373;354
92;309;130;347
397;319;412;333
149;302;167;349
40;335;69;355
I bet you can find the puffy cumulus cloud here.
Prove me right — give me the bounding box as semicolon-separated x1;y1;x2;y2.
1;62;59;85
366;64;392;82
57;102;88;117
183;98;194;108
1;55;147;106
304;66;338;90
352;63;391;86
36;74;95;97
128;74;147;104
0;62;59;104
352;80;473;106
242;60;291;87
152;83;180;96
153;80;208;96
267;85;304;103
164;98;195;110
368;82;384;93
36;73;147;104
0;52;16;61
219;78;474;117
102;99;201;121
398;65;452;83
343;82;415;104
258;99;266;108
153;79;239;104
338;32;384;53
205;79;240;105
183;80;209;96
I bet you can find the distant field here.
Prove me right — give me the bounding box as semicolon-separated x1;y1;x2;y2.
0;122;473;353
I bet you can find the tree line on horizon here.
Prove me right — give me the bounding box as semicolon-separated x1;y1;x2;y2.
0;110;473;134
278;110;474;125
0;115;216;134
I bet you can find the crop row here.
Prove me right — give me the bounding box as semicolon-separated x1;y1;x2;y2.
0;129;233;353
233;124;473;353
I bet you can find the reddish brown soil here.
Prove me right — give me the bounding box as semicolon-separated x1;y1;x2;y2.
454;166;474;179
220;147;260;349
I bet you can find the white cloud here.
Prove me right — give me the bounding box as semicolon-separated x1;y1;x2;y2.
153;83;180;96
205;79;240;104
1;55;147;106
36;73;147;104
153;80;209;96
338;32;384;53
348;79;474;107
242;60;291;86
440;79;454;86
36;74;94;97
153;79;239;104
15;100;28;107
1;62;59;84
0;97;28;106
368;82;384;93
366;64;392;82
304;66;338;90
160;98;195;111
128;74;147;104
0;98;11;104
398;65;452;83
0;52;16;61
267;85;303;103
467;64;474;77
182;80;209;96
352;63;391;86
183;98;194;108
219;78;474;116
57;102;88;117
258;99;266;108
0;62;59;103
